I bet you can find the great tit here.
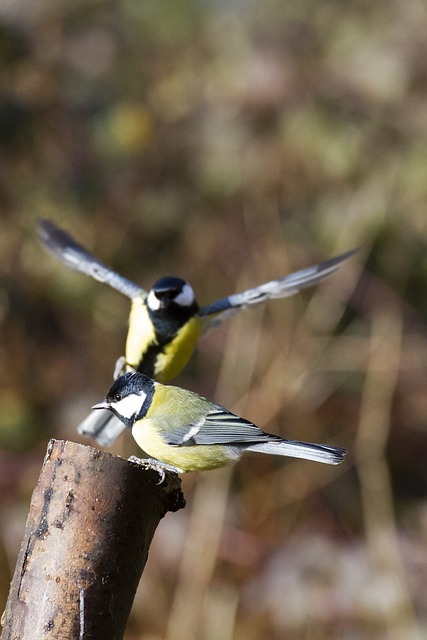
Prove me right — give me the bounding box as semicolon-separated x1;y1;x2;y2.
37;219;356;446
93;371;347;474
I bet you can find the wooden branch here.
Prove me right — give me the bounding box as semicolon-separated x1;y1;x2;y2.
1;439;185;640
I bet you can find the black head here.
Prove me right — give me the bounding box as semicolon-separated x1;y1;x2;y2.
93;372;155;428
106;371;151;401
147;277;198;312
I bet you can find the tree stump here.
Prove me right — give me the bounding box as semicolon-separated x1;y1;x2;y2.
1;439;185;640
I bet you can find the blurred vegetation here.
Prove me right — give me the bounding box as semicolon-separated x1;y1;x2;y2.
1;0;427;638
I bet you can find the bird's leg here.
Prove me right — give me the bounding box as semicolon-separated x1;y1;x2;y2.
128;456;184;484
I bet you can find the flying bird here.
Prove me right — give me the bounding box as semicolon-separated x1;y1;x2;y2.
38;218;356;446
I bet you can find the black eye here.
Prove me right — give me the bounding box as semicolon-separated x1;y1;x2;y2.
114;394;122;402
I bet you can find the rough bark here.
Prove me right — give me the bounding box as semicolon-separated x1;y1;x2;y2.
1;439;185;640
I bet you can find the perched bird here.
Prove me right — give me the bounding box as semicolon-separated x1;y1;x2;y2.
37;218;356;446
93;371;347;474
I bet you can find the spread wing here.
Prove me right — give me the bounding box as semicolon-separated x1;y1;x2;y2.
198;248;358;330
163;409;276;447
37;219;145;300
77;408;127;447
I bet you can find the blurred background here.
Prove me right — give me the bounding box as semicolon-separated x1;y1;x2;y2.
1;1;427;638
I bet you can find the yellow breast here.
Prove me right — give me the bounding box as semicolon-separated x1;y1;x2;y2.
125;299;203;383
153;316;202;382
126;300;156;368
132;418;239;472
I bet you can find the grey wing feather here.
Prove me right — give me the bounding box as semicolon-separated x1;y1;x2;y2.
198;248;358;330
37;219;145;300
77;408;127;447
164;409;276;447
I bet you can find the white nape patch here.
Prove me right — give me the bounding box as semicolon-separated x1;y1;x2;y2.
113;392;146;420
181;420;203;442
147;289;161;311
175;283;195;307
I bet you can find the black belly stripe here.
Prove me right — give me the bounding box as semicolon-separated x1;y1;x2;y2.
136;339;171;376
132;301;198;375
147;301;198;341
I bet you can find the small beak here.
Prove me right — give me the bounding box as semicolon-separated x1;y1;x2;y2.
92;401;109;410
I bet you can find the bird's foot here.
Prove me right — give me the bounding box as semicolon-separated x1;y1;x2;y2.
128;456;184;484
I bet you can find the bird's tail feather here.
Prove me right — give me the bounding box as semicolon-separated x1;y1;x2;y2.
246;440;347;465
77;409;126;447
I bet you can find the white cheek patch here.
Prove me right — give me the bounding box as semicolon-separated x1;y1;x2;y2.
113;392;146;420
175;283;195;307
147;290;161;311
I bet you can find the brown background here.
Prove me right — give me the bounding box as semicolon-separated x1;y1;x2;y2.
1;2;427;639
